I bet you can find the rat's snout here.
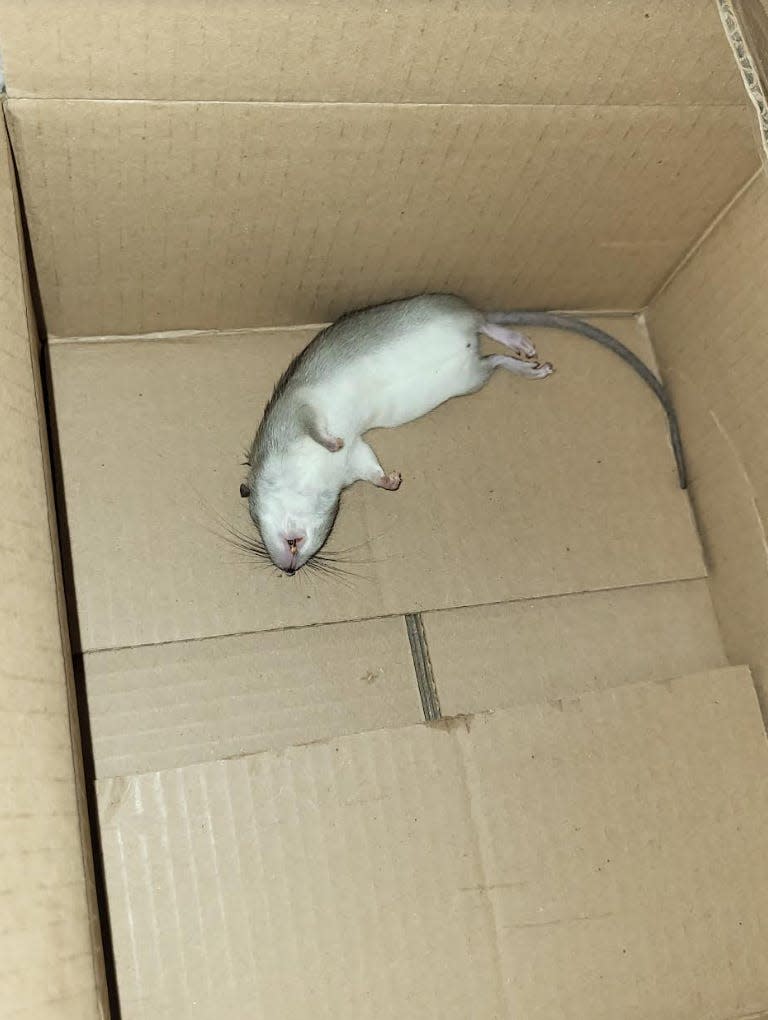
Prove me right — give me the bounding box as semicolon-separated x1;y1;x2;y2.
278;533;305;575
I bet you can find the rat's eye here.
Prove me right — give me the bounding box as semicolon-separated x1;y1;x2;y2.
240;483;250;498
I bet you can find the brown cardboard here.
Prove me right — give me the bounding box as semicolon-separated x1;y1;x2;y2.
4;5;768;1017
96;666;768;1019
648;171;768;710
424;579;726;717
7;99;758;337
82;616;422;778
728;0;768;159
0;116;106;1016
47;317;705;653
0;1;747;106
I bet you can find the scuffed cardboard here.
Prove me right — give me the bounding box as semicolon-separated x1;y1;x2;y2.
96;668;768;1020
48;318;704;653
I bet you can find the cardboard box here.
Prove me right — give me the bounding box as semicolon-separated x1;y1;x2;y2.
2;3;768;1017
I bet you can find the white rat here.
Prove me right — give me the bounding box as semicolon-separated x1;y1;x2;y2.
240;293;685;574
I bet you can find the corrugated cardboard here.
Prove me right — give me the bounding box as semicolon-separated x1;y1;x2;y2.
0;115;106;1017
96;667;768;1020
729;0;768;159
82;580;724;779
424;579;726;717
0;0;747;105
4;4;768;1018
648;171;768;710
83;616;422;778
7;99;758;337
48;317;705;653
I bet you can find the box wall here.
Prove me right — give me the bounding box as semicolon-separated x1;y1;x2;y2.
0;108;107;1018
647;168;768;712
1;1;759;337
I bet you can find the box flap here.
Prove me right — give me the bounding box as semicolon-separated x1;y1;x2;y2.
648;170;768;710
96;666;768;1019
83;616;422;778
48;317;705;653
0;1;747;104
0;110;107;1017
7;100;758;336
82;580;725;778
424;579;726;716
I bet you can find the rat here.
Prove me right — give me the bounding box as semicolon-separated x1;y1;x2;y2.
239;293;686;574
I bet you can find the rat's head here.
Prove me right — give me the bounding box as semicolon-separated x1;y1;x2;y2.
240;458;340;574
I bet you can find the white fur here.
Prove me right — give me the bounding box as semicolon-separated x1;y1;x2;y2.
250;309;550;571
314;315;485;435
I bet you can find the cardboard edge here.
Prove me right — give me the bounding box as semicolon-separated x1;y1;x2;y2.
720;0;768;165
1;100;111;1018
671;368;768;715
93;663;764;782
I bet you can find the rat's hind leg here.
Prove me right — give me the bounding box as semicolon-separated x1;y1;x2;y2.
347;439;402;490
483;353;554;379
480;322;537;359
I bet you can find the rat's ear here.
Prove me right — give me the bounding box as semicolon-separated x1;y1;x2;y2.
239;482;251;498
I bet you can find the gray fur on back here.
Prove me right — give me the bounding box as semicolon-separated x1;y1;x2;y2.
248;293;479;471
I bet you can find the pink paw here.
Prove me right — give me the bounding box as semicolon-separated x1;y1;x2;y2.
517;334;537;359
533;362;554;378
378;470;402;491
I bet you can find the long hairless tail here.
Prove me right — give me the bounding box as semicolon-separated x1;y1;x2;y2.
486;310;687;489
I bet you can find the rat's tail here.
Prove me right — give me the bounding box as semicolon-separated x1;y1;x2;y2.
486;310;687;489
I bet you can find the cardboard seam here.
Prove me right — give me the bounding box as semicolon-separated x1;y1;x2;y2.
5;95;753;110
45;311;642;346
404;614;441;721
78;576;711;659
708;407;768;570
444;724;513;1015
644;167;764;305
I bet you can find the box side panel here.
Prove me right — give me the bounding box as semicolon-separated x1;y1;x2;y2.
647;170;768;712
0;0;747;105
0;113;107;1016
6;99;758;338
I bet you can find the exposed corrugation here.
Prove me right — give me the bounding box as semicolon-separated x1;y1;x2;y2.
719;0;768;162
404;614;441;722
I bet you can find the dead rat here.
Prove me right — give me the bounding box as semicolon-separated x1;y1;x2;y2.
239;293;685;574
